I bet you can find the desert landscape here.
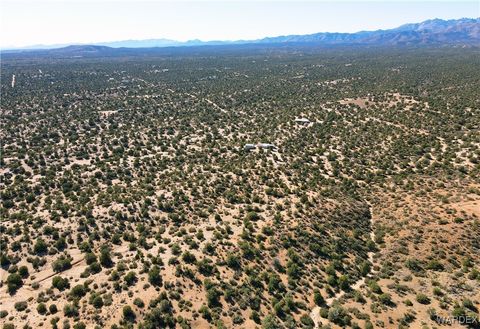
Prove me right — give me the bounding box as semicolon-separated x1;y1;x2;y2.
1;19;479;329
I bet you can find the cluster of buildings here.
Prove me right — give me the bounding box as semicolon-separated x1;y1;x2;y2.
243;118;312;152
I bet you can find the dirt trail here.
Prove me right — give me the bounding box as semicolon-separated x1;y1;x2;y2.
11;74;15;88
28;257;85;287
204;98;227;113
310;206;376;328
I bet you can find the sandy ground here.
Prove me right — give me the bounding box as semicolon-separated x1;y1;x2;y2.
310;207;377;329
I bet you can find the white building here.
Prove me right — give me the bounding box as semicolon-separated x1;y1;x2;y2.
294;118;311;125
258;143;277;150
244;144;256;151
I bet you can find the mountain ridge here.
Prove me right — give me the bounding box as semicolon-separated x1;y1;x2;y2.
4;17;479;52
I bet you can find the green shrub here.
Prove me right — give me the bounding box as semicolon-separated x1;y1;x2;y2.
300;314;314;327
206;287;222;308
100;247;113;267
64;303;79;317
462;299;476;311
52;276;70;290
416;293;431;305
328;306;351;326
85;253;97;265
368;280;382;294
426;260;444;271
49;304;58;314
124;271;137;286
6;273;23;294
14;301;27;311
133;298;145;308
73;322;86;329
37;302;47;314
34;238;48;255
122;305;136;322
181;251;196;264
92;295;103;309
52;256;72;272
433;287;443;296
261;314;279;329
69;284;87;298
379;293;393;305
148;266;162;286
88;262;102;274
338;275;350;291
226;253;241;269
313;290;325;306
18;266;29;278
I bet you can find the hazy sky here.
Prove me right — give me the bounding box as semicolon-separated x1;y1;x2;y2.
1;1;478;48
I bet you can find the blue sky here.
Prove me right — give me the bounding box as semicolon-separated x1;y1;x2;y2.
1;1;478;48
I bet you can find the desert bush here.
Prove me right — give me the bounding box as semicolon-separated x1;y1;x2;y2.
14;301;27;311
6;273;23;294
69;284;87;298
52;276;70;290
122;305;136;322
37;302;47;314
416;293;431;305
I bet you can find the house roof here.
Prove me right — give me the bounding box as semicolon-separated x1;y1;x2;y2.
295;118;310;122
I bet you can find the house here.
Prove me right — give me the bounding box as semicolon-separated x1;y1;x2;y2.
258;143;277;150
244;144;256;151
294;118;311;125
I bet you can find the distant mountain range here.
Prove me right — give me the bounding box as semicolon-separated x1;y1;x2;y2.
257;18;480;45
4;18;479;53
